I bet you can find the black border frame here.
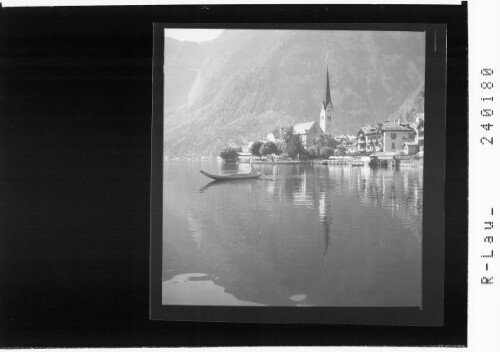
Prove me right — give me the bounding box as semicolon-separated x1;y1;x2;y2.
151;22;447;326
0;3;467;347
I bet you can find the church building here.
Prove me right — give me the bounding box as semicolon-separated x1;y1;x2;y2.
319;66;334;135
265;67;335;149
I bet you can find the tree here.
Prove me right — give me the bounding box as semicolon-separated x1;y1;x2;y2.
306;146;317;160
282;126;306;160
259;141;277;157
319;146;335;159
326;135;338;149
218;146;239;162
275;140;286;155
314;133;338;155
334;146;347;156
250;141;263;158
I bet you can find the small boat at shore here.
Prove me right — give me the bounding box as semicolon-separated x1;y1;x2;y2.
200;170;262;180
350;159;364;166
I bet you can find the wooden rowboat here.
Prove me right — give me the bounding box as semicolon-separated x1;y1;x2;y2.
200;170;262;180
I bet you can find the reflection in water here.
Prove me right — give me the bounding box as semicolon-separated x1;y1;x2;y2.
163;160;423;307
319;191;332;257
163;273;265;306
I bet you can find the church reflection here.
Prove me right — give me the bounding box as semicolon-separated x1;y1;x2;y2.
165;160;423;306
264;164;423;256
318;191;332;257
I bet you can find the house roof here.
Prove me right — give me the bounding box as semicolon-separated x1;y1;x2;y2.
293;121;318;134
359;126;379;135
347;135;357;143
380;123;412;131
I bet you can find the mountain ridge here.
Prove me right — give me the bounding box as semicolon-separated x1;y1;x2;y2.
163;30;425;157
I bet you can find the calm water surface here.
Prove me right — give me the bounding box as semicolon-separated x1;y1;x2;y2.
163;159;423;307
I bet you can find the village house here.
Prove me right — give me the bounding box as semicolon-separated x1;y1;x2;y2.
332;134;357;154
379;122;413;153
334;134;357;147
357;114;424;156
345;143;358;154
403;142;420;155
357;126;380;153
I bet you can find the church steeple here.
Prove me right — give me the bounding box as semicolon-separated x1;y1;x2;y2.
320;66;334;134
323;66;332;109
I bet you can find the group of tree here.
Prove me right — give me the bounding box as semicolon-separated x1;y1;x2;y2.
250;140;281;158
218;146;239;162
227;127;358;163
249;126;307;160
309;133;340;159
281;127;307;160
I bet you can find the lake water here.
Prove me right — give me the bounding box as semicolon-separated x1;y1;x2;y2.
162;159;423;307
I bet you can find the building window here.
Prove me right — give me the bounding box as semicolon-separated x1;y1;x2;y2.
391;142;395;149
391;133;397;139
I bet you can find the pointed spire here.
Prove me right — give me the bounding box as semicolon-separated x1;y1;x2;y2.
323;65;332;109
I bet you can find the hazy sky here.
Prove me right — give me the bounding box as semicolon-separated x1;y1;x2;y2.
164;29;224;42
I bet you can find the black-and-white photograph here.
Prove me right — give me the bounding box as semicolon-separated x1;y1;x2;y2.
1;0;473;347
160;28;426;308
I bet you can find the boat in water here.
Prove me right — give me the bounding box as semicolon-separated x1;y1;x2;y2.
200;170;262;180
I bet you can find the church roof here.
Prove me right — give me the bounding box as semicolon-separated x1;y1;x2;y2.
323;66;333;109
293;121;318;134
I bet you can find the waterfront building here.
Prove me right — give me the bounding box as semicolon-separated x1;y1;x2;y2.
345;143;359;154
403;142;420;155
335;134;357;147
379;122;413;153
357;126;381;152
